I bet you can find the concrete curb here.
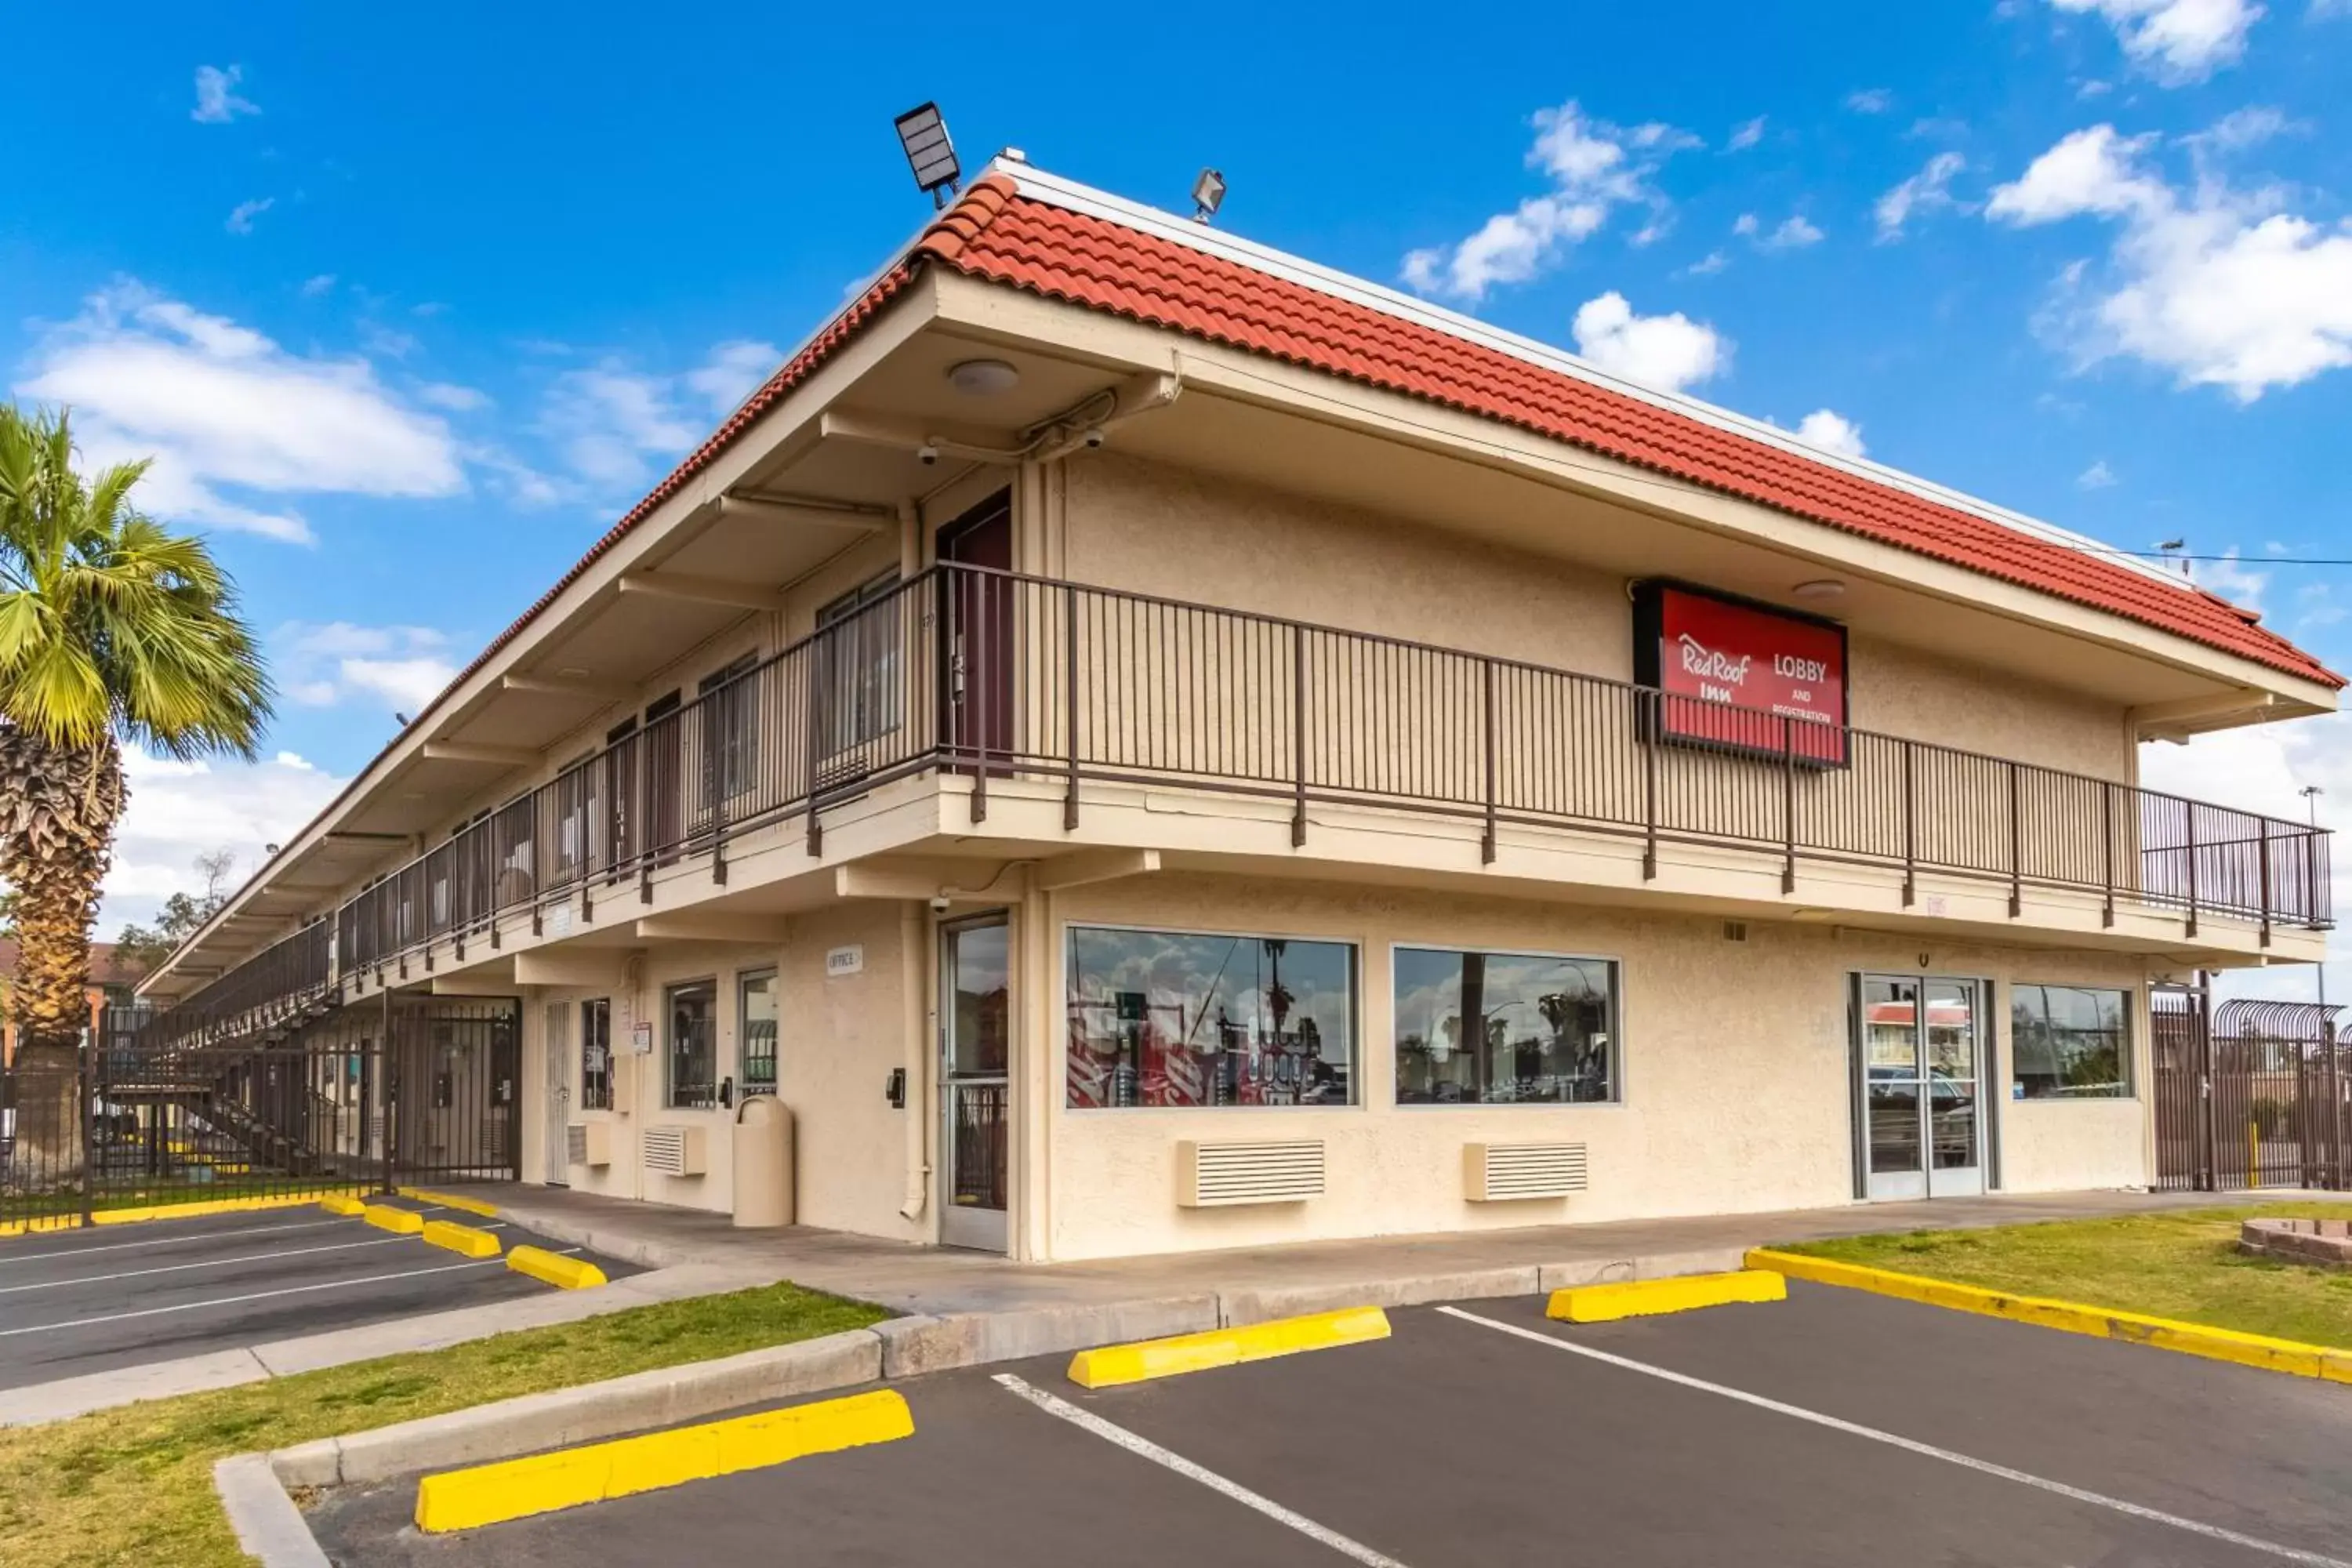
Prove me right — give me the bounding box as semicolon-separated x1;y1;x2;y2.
1751;1247;2352;1384
213;1453;331;1568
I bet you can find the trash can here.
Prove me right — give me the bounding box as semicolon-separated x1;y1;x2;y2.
731;1095;793;1229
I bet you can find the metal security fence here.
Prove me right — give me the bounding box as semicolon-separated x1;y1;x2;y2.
0;997;520;1229
2154;990;2349;1192
142;563;2332;1049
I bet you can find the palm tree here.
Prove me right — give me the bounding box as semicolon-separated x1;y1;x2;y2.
0;405;270;1182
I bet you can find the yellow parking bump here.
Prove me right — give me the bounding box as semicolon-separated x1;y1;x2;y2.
506;1244;606;1290
397;1186;499;1218
1548;1269;1788;1324
361;1204;425;1236
0;1189;373;1238
319;1194;368;1217
1751;1247;2352;1384
421;1219;503;1260
1066;1306;1391;1390
413;1388;913;1532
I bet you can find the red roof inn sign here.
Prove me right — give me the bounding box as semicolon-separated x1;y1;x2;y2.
1633;582;1850;767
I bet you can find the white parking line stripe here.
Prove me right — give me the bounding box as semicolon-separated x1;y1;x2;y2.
1437;1306;2352;1568
0;1235;409;1295
0;1258;501;1338
993;1374;1412;1567
0;1216;353;1264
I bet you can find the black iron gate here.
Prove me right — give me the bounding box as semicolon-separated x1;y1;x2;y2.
2153;985;2347;1192
0;996;520;1231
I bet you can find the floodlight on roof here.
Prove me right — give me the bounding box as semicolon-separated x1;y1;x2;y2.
1191;167;1226;223
895;102;961;208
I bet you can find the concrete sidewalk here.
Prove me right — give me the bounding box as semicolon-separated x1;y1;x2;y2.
5;1184;2290;1428
439;1183;2250;1319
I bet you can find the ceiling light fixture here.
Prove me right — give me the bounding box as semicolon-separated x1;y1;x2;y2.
947;358;1020;396
893;102;960;208
1791;579;1846;601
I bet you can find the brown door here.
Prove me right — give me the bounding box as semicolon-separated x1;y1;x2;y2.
937;492;1014;771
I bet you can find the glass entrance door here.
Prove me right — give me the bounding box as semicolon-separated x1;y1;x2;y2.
1855;975;1987;1200
940;916;1010;1251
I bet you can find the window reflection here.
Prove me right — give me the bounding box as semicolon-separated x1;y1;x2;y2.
1065;927;1356;1108
1394;948;1617;1105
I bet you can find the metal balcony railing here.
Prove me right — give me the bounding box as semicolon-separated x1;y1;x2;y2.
150;562;2333;1044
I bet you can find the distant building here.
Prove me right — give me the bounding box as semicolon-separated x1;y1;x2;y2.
0;942;140;1067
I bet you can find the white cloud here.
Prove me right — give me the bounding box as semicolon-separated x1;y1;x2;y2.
2139;717;2348;1003
1846;88;1896;114
224;197;274;236
1727;116;1767;151
2077;458;2120;487
13;281;467;543
2049;0;2264;83
300;274;336;297
2193;547;2268;610
1757;215;1824;250
1400;102;1696;301
1794;408;1867;457
1570;292;1730;393
1682;250;1731;277
681;339;780;415
1876;151;1969;239
191;64;258;125
418;382;488;412
1987;123;2352;399
276;622;458;714
102;749;345;928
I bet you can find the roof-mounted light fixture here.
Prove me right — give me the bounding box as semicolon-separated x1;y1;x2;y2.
1791;579;1845;601
894;102;961;209
1191;167;1226;223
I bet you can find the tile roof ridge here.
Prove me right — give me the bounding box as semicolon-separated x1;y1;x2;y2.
915;175;1019;263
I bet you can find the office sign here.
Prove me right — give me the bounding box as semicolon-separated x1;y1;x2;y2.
1633;581;1849;766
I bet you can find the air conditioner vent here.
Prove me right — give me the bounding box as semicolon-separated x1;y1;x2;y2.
1177;1139;1324;1207
567;1122;612;1168
1722;920;1749;943
1465;1142;1589;1202
642;1123;706;1178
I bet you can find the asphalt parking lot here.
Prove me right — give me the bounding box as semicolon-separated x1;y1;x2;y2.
0;1197;634;1394
310;1280;2352;1568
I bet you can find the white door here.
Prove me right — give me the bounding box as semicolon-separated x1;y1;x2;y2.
939;916;1009;1250
543;1003;571;1186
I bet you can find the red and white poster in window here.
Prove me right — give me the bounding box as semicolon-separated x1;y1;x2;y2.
1633;582;1850;767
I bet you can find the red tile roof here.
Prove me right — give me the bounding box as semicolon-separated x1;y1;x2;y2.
916;176;2338;688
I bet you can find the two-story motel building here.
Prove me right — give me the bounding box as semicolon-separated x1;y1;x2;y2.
138;161;2339;1261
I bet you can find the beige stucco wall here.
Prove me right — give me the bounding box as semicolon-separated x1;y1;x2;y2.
1059;453;2132;783
1036;871;2152;1261
510;906;921;1238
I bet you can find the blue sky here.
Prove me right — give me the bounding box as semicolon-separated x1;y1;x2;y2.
5;1;2351;950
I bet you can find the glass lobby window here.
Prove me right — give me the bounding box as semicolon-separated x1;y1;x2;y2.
666;980;718;1109
1394;948;1618;1105
817;572;902;754
579;997;612;1110
739;969;778;1095
1065;927;1356;1109
2012;985;2132;1099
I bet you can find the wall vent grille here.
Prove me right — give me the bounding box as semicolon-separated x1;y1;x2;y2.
641;1124;706;1177
1177;1139;1325;1207
1465;1142;1590;1202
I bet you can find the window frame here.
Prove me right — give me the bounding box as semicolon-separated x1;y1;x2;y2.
736;967;779;1097
1388;942;1626;1109
664;977;720;1110
579;996;613;1112
2009;982;2136;1102
1062;920;1363;1112
696;652;760;808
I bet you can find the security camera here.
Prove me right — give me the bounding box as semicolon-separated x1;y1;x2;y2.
928;894;953;913
1081;426;1106;449
916;442;940;466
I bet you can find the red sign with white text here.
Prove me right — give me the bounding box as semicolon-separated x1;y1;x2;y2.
1636;583;1849;766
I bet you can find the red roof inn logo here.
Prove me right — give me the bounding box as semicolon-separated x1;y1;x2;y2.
1636;582;1850;766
